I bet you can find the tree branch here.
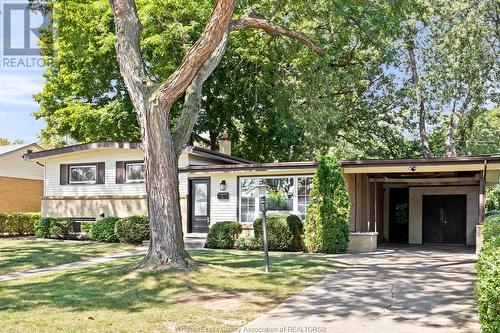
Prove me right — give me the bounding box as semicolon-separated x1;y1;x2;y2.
172;30;230;156
109;0;153;109
231;17;324;55
153;0;237;109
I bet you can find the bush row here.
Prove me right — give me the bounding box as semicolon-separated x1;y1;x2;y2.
476;214;500;333
35;216;150;245
0;213;41;236
205;215;304;252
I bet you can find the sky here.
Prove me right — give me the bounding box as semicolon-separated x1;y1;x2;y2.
0;0;46;143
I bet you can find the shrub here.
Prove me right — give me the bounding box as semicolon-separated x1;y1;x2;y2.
81;221;93;234
115;215;149;244
205;221;242;249
304;155;350;254
49;219;72;239
0;213;40;236
485;210;500;218
486;185;500;212
234;236;261;251
476;216;500;333
34;217;72;239
89;217;119;242
253;214;304;251
34;217;54;238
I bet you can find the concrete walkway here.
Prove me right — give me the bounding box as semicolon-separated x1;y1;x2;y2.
237;245;480;333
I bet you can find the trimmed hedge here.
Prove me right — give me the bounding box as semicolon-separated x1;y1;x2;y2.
114;215;149;244
205;221;242;249
234;236;260;251
34;217;73;239
476;215;500;333
0;213;40;236
253;214;304;252
89;217;120;242
304;155;350;254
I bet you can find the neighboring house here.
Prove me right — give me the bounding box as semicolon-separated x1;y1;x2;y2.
0;143;44;212
25;141;500;252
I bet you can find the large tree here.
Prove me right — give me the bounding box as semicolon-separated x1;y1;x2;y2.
106;0;333;269
32;0;410;161
398;0;499;157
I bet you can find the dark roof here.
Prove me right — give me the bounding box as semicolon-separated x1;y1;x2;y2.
340;155;500;167
180;161;318;173
23;141;253;165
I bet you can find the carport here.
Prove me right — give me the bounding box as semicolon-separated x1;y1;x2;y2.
340;155;500;250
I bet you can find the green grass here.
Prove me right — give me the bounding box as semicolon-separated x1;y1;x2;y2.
0;249;344;333
0;238;135;275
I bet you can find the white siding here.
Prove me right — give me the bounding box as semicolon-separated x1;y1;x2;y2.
44;148;146;197
0;144;43;180
209;174;238;223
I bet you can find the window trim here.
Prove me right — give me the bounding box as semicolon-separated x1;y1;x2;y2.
68;164;98;184
125;161;145;183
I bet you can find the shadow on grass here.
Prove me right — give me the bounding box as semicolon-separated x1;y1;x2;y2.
0;250;341;314
0;239;132;275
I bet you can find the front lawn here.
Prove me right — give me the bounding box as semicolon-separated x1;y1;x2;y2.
0;250;343;333
0;238;135;275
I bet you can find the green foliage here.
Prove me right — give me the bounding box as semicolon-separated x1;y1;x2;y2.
467;108;500;155
89;217;120;243
0;213;40;236
304;155;350;253
81;222;93;234
205;221;242;249
266;191;288;211
114;216;149;245
234;236;261;251
486;186;500;213
476;215;500;333
253;215;304;252
34;217;55;238
48;219;72;239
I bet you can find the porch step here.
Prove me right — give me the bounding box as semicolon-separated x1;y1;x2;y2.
184;234;207;249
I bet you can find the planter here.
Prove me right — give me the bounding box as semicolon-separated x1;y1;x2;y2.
348;232;378;253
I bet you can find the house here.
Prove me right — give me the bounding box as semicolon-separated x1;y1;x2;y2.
24;140;500;252
0;143;44;212
24;140;316;235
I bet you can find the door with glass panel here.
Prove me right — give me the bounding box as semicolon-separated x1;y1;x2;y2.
189;179;210;233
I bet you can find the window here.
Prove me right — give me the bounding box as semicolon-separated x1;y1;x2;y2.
70;218;96;234
240;178;257;223
69;165;97;184
126;162;145;182
239;176;314;223
298;177;313;220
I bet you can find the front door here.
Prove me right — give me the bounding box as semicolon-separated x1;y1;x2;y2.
189;179;210;233
422;195;466;244
389;188;409;243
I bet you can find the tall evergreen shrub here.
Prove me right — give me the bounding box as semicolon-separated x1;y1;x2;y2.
304;155;350;253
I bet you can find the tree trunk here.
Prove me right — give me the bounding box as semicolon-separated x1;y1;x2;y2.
135;102;190;269
407;43;432;158
444;104;457;157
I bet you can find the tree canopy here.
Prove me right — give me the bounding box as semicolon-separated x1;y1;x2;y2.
32;0;499;160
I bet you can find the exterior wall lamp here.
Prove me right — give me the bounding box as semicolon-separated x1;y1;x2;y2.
220;180;226;191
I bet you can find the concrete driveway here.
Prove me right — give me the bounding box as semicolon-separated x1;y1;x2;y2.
237;245;480;333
